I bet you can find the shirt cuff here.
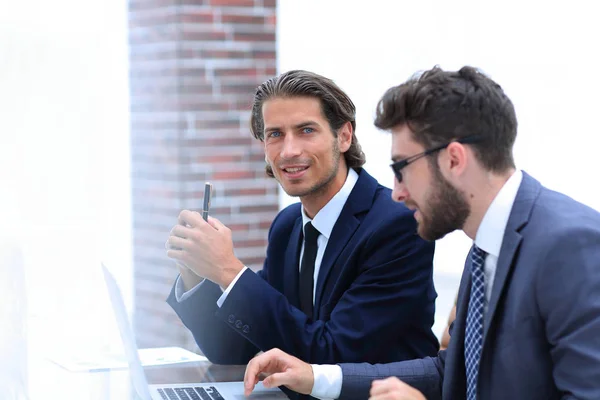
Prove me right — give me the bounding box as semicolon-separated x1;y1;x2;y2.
174;274;205;302
216;266;248;308
310;364;343;400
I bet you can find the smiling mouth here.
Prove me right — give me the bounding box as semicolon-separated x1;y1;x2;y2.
282;166;309;173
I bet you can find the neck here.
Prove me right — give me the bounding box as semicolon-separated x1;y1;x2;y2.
462;168;516;239
301;166;349;219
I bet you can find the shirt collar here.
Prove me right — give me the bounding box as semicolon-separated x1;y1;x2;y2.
475;170;523;257
301;168;359;239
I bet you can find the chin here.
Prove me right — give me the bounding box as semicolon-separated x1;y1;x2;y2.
281;184;308;198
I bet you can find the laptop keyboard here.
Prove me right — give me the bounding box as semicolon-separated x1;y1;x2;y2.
157;386;224;400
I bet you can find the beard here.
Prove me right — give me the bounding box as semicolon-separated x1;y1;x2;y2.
410;165;470;241
277;140;342;198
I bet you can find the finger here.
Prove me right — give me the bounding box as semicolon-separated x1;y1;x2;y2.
243;373;259;397
263;371;294;389
166;236;188;251
244;354;273;395
207;216;225;231
179;209;203;228
166;248;186;261
370;379;394;396
170;224;193;239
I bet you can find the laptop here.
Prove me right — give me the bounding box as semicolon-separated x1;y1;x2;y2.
101;264;288;400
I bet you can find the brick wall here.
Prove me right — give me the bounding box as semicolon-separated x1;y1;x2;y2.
128;0;278;350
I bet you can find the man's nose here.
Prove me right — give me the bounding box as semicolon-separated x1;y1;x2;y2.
281;134;302;159
392;179;409;203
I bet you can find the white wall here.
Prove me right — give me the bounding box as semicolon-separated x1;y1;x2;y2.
0;0;132;388
277;0;600;338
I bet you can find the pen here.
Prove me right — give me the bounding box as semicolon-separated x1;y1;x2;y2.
202;182;212;221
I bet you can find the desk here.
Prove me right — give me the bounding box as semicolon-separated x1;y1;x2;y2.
27;356;251;399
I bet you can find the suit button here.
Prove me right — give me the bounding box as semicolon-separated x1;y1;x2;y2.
235;320;243;329
242;325;250;334
228;314;235;324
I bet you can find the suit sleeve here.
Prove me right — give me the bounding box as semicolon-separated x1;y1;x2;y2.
166;210;296;364
338;351;446;400
537;225;600;400
215;210;437;364
166;274;262;364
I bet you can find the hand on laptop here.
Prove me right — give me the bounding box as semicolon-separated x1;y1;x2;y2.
166;210;244;288
369;377;425;400
244;348;314;397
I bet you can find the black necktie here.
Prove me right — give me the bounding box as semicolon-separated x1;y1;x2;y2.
299;222;320;319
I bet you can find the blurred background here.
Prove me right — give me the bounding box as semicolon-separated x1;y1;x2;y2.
1;0;599;394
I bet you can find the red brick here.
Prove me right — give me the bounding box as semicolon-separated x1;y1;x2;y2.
181;30;227;41
209;0;254;6
249;152;267;161
178;67;207;78
194;119;240;130
185;137;253;147
229;98;253;111
236;239;268;247
259;220;272;230
212;170;255;180
210;206;232;215
197;154;245;163
228;223;251;232
200;49;250;59
224;187;267;196
265;13;276;26
221;14;265;24
233;32;276;43
221;83;258;95
240;204;279;213
214;67;259;77
179;10;214;24
252;50;276;60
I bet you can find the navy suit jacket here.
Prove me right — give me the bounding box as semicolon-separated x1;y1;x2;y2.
339;172;600;399
167;168;438;366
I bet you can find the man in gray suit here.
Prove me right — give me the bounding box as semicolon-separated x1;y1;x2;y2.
242;66;600;400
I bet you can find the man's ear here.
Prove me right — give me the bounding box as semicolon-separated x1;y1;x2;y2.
337;121;353;153
443;141;468;178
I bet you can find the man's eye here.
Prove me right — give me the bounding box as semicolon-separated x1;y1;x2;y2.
268;131;281;138
302;127;314;134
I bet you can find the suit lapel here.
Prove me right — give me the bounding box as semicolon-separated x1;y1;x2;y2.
481;172;541;345
313;169;377;313
283;216;303;309
482;231;522;335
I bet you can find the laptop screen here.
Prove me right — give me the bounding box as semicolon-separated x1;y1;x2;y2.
102;264;152;400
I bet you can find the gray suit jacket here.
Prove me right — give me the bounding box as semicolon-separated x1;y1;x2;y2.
339;172;600;399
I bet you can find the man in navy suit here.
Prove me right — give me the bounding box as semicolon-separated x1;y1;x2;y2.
165;70;438;367
243;66;600;399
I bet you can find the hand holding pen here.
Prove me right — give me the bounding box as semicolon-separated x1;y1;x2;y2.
166;182;244;288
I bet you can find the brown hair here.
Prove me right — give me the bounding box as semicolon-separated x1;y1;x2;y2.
250;70;366;177
375;66;517;173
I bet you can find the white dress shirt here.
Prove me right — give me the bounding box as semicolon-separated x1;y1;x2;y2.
174;168;359;308
310;170;524;400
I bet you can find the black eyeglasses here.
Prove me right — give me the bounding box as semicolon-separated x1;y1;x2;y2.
390;135;482;183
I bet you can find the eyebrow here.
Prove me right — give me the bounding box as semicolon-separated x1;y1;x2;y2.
391;154;409;163
264;120;320;133
293;121;320;130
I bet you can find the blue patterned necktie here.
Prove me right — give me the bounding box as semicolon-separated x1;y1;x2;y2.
465;245;487;400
